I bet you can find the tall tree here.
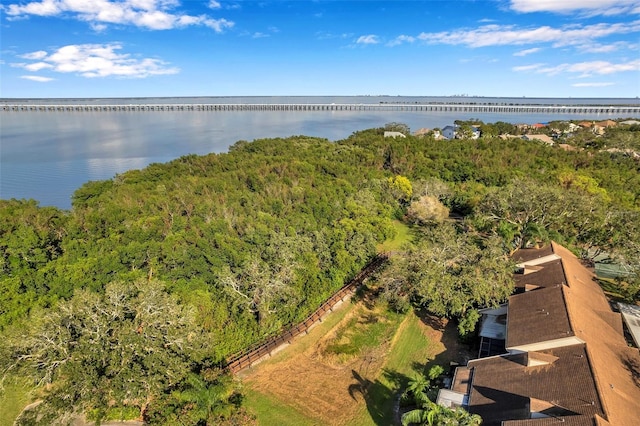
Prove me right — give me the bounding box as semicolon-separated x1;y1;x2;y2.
382;224;514;335
1;279;238;424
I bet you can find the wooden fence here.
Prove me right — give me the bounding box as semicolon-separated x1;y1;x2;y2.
225;254;388;374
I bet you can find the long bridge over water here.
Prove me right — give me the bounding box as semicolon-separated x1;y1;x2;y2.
2;103;639;114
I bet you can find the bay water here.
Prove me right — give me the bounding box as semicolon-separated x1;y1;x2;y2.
2;96;638;210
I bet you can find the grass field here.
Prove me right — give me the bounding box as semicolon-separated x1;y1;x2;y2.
377;220;413;253
243;387;318;426
241;294;463;426
0;378;31;426
348;312;454;426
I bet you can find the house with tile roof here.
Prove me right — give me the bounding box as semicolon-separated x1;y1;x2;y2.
437;242;640;425
522;134;554;145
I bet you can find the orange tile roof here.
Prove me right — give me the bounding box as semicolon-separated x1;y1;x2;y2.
466;243;640;425
552;242;640;426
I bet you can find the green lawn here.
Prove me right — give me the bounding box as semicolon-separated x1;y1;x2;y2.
0;378;32;426
244;301;445;426
377;220;413;253
244;387;319;426
349;311;441;426
323;307;404;361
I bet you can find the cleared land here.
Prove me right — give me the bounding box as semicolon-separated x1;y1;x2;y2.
242;294;470;426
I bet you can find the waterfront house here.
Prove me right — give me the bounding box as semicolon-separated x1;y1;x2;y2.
595;119;618;128
522;134;554;145
441;125;480;140
442;125;457;139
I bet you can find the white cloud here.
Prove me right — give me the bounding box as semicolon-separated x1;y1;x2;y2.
208;0;221;9
24;61;53;71
21;75;55;82
7;0;61;16
3;0;234;32
13;43;180;78
577;41;636;53
20;50;48;60
512;63;545;72
201;17;233;32
563;59;640;75
416;21;640;48
90;22;108;32
514;47;541;56
514;59;640;76
316;31;352;40
387;35;415;47
252;32;268;38
572;82;615;87
510;0;640;16
356;34;379;45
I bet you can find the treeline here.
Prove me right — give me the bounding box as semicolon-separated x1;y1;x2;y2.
1;125;639;424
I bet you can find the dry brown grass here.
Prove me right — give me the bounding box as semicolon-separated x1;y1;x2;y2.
241;296;472;426
242;302;391;425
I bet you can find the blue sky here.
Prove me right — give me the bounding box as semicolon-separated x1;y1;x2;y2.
1;0;639;98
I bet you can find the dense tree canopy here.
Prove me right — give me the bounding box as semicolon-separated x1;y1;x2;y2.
2;279;244;425
1;121;639;423
380;224;515;335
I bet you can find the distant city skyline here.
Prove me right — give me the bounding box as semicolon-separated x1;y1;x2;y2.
1;0;639;98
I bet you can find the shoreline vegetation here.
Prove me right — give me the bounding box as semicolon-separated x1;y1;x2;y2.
1;120;639;424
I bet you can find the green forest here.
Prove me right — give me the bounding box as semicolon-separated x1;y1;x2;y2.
1;121;639;425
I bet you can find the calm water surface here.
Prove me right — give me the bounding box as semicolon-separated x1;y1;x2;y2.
2;96;638;210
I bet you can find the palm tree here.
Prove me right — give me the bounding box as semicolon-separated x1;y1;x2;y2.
405;373;430;400
173;373;236;425
401;396;446;426
450;407;482;425
402;393;481;426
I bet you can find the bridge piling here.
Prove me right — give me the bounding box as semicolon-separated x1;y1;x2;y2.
1;103;638;114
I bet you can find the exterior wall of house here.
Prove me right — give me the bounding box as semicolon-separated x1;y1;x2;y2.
442;126;456;139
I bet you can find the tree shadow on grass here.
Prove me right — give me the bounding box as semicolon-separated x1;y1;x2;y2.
349;369;409;426
413;309;476;372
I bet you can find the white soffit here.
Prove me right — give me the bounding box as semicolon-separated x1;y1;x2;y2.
617;302;640;348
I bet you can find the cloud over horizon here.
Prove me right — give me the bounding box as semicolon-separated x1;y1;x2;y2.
513;59;640;76
13;43;180;78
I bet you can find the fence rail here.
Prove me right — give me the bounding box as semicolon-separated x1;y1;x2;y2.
225;254;388;374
